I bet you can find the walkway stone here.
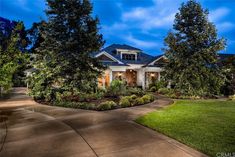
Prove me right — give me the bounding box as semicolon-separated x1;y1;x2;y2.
0;88;208;157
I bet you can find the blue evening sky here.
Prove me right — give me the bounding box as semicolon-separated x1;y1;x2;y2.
0;0;235;55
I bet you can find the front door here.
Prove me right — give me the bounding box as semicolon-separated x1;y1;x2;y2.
126;69;137;86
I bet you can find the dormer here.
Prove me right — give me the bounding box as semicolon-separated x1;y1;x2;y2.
116;49;140;61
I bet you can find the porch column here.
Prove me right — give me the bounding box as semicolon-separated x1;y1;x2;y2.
158;72;161;81
142;69;146;89
109;70;112;84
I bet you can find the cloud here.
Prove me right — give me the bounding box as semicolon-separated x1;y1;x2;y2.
209;7;230;22
216;22;235;32
121;0;185;30
101;23;129;37
126;34;160;48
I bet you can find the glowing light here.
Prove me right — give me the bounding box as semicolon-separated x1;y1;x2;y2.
118;72;122;76
150;73;155;77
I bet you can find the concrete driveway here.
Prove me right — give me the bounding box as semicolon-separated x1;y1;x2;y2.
0;88;207;157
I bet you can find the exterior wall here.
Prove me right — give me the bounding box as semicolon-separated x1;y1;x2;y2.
101;65;163;89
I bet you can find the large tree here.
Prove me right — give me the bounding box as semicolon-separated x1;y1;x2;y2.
164;0;226;96
29;0;105;100
0;22;29;95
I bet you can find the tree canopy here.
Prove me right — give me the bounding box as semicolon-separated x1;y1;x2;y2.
164;0;226;96
0;22;29;95
28;0;105;101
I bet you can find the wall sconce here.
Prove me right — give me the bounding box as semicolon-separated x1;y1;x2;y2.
150;73;155;77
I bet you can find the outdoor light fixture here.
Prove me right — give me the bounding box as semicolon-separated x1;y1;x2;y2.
118;72;122;76
150;73;155;77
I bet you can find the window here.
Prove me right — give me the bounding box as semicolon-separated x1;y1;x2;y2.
122;54;136;60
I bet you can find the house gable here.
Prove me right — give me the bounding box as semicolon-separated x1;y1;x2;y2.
95;51;123;64
153;57;168;67
147;55;167;66
97;54;116;62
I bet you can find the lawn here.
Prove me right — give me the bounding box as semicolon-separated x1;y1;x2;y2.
136;100;235;157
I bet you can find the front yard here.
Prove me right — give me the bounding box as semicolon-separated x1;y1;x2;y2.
136;100;235;157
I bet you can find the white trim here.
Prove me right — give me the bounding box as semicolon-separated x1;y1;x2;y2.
148;55;167;66
109;66;127;72
95;51;123;64
144;67;163;72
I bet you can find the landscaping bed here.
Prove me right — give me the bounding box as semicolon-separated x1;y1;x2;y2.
35;80;156;111
53;92;155;111
136;100;235;157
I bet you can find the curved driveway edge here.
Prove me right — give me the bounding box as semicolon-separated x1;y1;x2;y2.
0;88;208;157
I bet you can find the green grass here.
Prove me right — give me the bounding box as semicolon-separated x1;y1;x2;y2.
136;100;235;157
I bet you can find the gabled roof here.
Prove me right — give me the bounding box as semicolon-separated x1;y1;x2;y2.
143;55;165;67
96;44;154;64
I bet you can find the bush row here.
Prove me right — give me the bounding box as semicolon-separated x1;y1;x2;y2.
119;94;155;108
54;93;156;110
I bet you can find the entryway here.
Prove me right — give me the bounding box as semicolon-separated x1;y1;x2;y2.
126;69;137;86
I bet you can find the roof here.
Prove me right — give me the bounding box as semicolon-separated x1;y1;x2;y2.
218;53;235;60
142;55;165;67
98;44;155;64
102;62;129;66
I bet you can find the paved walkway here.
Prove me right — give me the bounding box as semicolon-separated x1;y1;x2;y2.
0;88;207;157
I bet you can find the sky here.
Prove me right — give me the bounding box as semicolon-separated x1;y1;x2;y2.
0;0;235;56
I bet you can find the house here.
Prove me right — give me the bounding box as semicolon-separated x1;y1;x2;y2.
93;44;167;89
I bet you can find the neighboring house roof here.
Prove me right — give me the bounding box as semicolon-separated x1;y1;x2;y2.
218;53;235;60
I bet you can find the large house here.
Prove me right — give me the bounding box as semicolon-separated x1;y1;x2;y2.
93;44;167;89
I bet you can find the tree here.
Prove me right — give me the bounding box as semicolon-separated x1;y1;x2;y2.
27;21;45;53
29;0;105;101
0;22;29;95
163;0;226;96
220;55;235;95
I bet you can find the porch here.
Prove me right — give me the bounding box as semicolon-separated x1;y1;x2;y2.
98;67;162;89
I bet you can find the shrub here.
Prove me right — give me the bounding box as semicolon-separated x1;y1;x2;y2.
158;88;173;95
106;79;126;97
97;88;107;94
149;80;167;91
148;93;155;102
54;101;78;108
119;96;131;107
78;102;96;110
97;101;117;111
126;87;145;96
134;97;145;105
142;94;155;103
130;94;137;100
149;86;157;92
